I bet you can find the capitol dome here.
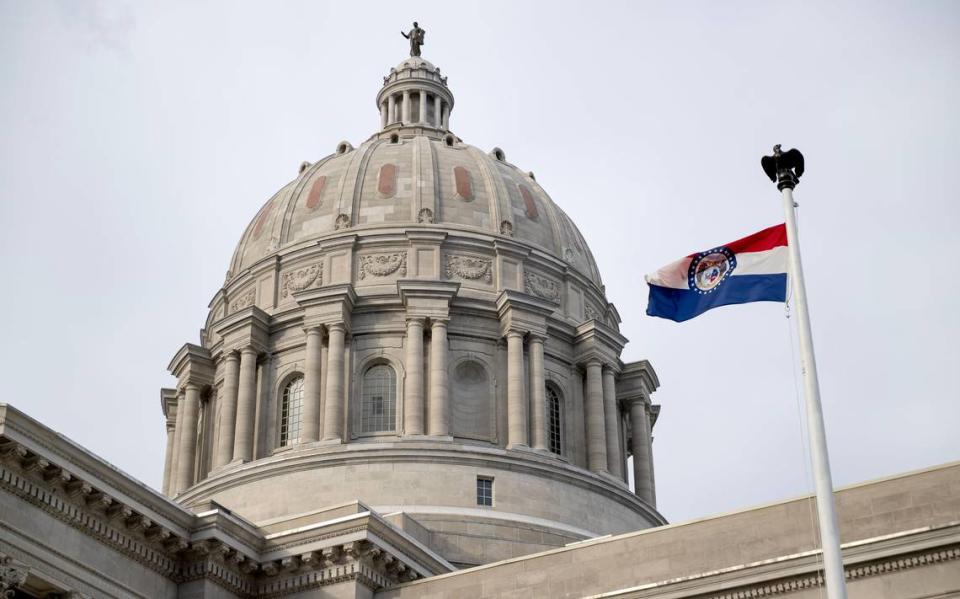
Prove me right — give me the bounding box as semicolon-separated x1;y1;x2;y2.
162;49;663;569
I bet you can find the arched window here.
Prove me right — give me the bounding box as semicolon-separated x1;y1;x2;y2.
360;364;396;433
547;385;562;455
279;376;304;447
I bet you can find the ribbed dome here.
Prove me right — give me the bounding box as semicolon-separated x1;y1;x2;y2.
227;138;604;286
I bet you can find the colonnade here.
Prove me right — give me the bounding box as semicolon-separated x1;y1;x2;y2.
165;316;658;507
380;89;449;130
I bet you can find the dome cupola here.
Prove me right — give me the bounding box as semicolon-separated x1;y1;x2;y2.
376;56;454;138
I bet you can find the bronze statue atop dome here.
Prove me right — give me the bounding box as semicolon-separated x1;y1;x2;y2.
401;21;425;57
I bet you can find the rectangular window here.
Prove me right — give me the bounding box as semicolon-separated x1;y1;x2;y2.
476;477;493;506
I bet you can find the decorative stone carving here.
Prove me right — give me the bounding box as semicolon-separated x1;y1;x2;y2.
0;554;28;598
445;255;492;283
500;220;514;237
417;208;434;223
335;214;351;230
585;302;602;321
281;263;323;298
524;271;560;302
358;252;407;279
230;289;256;312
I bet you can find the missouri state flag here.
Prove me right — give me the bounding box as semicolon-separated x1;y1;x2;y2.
645;224;788;322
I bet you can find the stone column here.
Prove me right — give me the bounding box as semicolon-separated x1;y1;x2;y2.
528;334;547;451
428;319;450;436
631;398;655;504
322;323;346;441
162;420;175;495
602;367;623;479
387;94;396;124
301;326;323;443
401;90;410;123
175;383;201;493
404;317;425;435
233;347;259;462
380;102;387;129
506;331;527;448
434;96;442;128
442;104;450;129
418;90;427;124
215;351;240;468
584;360;607;473
169;396;183;495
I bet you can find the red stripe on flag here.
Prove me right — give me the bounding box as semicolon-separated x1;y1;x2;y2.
687;224;786;257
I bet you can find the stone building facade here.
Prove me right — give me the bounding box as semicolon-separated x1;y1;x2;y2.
0;50;958;599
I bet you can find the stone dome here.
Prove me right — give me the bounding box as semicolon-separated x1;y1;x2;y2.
227;134;603;288
166;51;662;570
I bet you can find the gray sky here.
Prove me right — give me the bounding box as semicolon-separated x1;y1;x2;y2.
1;1;957;524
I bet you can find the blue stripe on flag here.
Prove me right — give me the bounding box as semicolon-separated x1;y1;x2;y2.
646;274;787;322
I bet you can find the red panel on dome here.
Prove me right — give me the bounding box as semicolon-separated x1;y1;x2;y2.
305;176;326;210
454;166;473;200
378;163;397;198
252;200;273;239
519;184;539;220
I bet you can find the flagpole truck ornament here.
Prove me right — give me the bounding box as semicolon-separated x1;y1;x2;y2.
761;144;805;191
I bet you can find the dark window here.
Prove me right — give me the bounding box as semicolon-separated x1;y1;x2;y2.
360;365;396;433
476;477;493;506
547;386;562;455
280;376;304;446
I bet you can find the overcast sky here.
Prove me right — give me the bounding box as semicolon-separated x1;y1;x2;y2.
1;1;957;524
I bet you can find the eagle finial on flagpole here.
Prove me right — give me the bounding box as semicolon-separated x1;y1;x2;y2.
762;144;805;190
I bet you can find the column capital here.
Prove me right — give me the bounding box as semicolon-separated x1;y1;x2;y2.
295;283;357;331
326;322;347;334
527;332;547;344
397;280;459;321
496;289;553;339
405;316;427;327
584;357;603;369
429;318;449;328
239;345;259;358
184;382;202;393
303;324;324;335
168;343;215;388
213;306;271;355
505;329;526;340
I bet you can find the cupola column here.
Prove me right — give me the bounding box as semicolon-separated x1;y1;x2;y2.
584;359;608;473
506;330;528;448
169;390;184;493
404;317;426;435
602;367;624;479
322;323;347;441
418;90;427;124
630;397;655;504
434;95;442;128
162;419;175;496
380;102;388;129
301;326;324;443
401;90;411;123
428;319;450;436
442;104;450;130
233;346;259;462
529;334;547;451
387;95;397;125
215;351;240;468
175;383;201;493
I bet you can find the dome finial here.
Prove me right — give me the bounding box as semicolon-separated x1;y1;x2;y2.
400;22;426;57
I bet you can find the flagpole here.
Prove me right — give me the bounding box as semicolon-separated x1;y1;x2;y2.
771;152;848;599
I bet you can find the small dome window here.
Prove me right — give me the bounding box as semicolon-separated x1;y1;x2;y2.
336;141;354;155
390;133;400;144
491;147;506;162
444;134;455;147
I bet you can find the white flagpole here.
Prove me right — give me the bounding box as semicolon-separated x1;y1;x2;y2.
775;161;848;599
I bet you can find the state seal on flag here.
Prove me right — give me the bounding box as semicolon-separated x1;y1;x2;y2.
688;247;737;294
